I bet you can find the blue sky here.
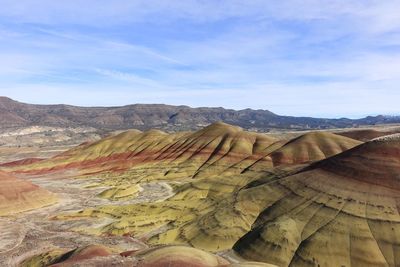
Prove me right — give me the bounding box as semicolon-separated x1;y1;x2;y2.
0;0;399;118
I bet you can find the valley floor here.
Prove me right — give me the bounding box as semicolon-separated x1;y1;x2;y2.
0;174;173;266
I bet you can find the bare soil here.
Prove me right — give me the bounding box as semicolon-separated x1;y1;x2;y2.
0;174;173;266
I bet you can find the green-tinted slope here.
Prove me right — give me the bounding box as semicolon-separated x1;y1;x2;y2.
234;135;400;267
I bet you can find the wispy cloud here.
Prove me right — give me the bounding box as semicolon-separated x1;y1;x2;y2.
0;1;399;117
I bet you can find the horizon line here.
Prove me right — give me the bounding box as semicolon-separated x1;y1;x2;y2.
1;95;397;121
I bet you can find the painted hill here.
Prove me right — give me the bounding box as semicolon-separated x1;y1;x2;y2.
267;132;362;166
11;125;399;267
233;134;400;266
316;133;400;189
8;122;279;179
8;124;364;177
0;96;399;132
26;124;365;257
0;170;56;215
22;244;273;267
49;130;400;267
243;132;361;174
336;128;399;142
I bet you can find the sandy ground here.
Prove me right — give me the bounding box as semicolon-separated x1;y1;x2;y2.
0;175;174;266
0;145;75;164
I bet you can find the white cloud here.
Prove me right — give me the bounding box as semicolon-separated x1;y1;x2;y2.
0;0;399;117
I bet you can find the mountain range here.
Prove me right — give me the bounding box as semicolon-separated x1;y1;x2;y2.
1;96;399;132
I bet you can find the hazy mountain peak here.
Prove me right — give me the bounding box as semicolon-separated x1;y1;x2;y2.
0;97;399;132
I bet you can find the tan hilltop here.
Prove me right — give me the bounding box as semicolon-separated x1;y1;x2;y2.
242;131;361;174
266;131;361;166
0;170;56;216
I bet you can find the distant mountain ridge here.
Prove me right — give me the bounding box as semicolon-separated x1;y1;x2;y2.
0;96;399;132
